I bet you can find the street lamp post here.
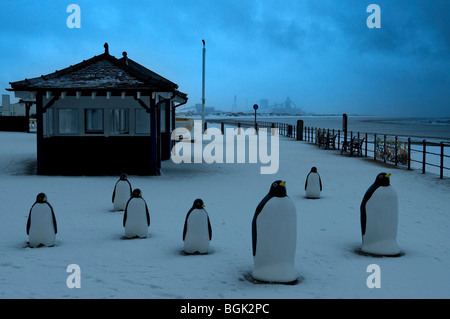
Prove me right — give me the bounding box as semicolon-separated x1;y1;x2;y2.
202;40;206;132
253;104;258;133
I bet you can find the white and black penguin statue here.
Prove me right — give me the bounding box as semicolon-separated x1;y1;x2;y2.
26;193;58;248
252;180;297;283
123;189;150;239
112;173;132;211
305;166;322;199
360;172;401;256
183;199;212;254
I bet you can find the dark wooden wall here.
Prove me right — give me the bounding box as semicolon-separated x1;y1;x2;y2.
0;116;28;132
39;136;154;175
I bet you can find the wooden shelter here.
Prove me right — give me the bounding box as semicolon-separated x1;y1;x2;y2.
8;43;187;175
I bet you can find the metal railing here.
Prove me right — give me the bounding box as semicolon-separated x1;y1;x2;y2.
206;118;449;179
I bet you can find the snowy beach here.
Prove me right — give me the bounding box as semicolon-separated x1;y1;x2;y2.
0;125;449;300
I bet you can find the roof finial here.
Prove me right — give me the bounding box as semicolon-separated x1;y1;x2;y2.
104;42;109;54
122;51;128;65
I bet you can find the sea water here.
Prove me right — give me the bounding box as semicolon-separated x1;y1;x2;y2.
257;116;450;142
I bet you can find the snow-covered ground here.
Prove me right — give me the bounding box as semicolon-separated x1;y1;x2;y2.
0;125;449;299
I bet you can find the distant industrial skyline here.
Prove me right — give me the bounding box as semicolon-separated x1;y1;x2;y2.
1;0;449;117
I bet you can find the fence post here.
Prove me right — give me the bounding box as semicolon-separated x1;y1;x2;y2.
422;139;426;174
365;133;368;157
395;136;398;166
343;113;348;150
297;120;303;141
337;130;341;150
440;142;444;179
408;138;411;170
374;134;377;161
238;122;241;135
350;132;353;154
221;122;224;135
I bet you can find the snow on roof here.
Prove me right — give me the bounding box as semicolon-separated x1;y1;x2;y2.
8;43;184;94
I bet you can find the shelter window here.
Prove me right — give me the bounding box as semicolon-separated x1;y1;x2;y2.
85;109;104;134
111;109;129;134
58;108;79;134
46;109;55;136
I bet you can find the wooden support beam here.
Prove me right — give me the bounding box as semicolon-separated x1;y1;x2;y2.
25;102;31;133
135;96;151;112
156;99;161;173
149;95;159;175
43;95;60;111
35;91;44;174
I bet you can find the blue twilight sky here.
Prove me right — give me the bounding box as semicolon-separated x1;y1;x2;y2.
0;0;449;116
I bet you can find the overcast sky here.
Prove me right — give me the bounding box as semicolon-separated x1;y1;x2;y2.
1;0;449;116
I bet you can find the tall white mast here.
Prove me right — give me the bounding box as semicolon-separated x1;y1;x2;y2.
202;39;206;131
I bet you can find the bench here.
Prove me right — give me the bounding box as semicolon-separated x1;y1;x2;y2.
326;134;338;150
317;130;338;150
318;133;327;148
341;137;365;156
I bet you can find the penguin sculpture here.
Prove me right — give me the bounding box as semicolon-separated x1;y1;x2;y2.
360;172;401;256
183;199;212;254
123;189;150;239
112;173;132;211
26;193;57;248
305;167;322;199
252;180;297;283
